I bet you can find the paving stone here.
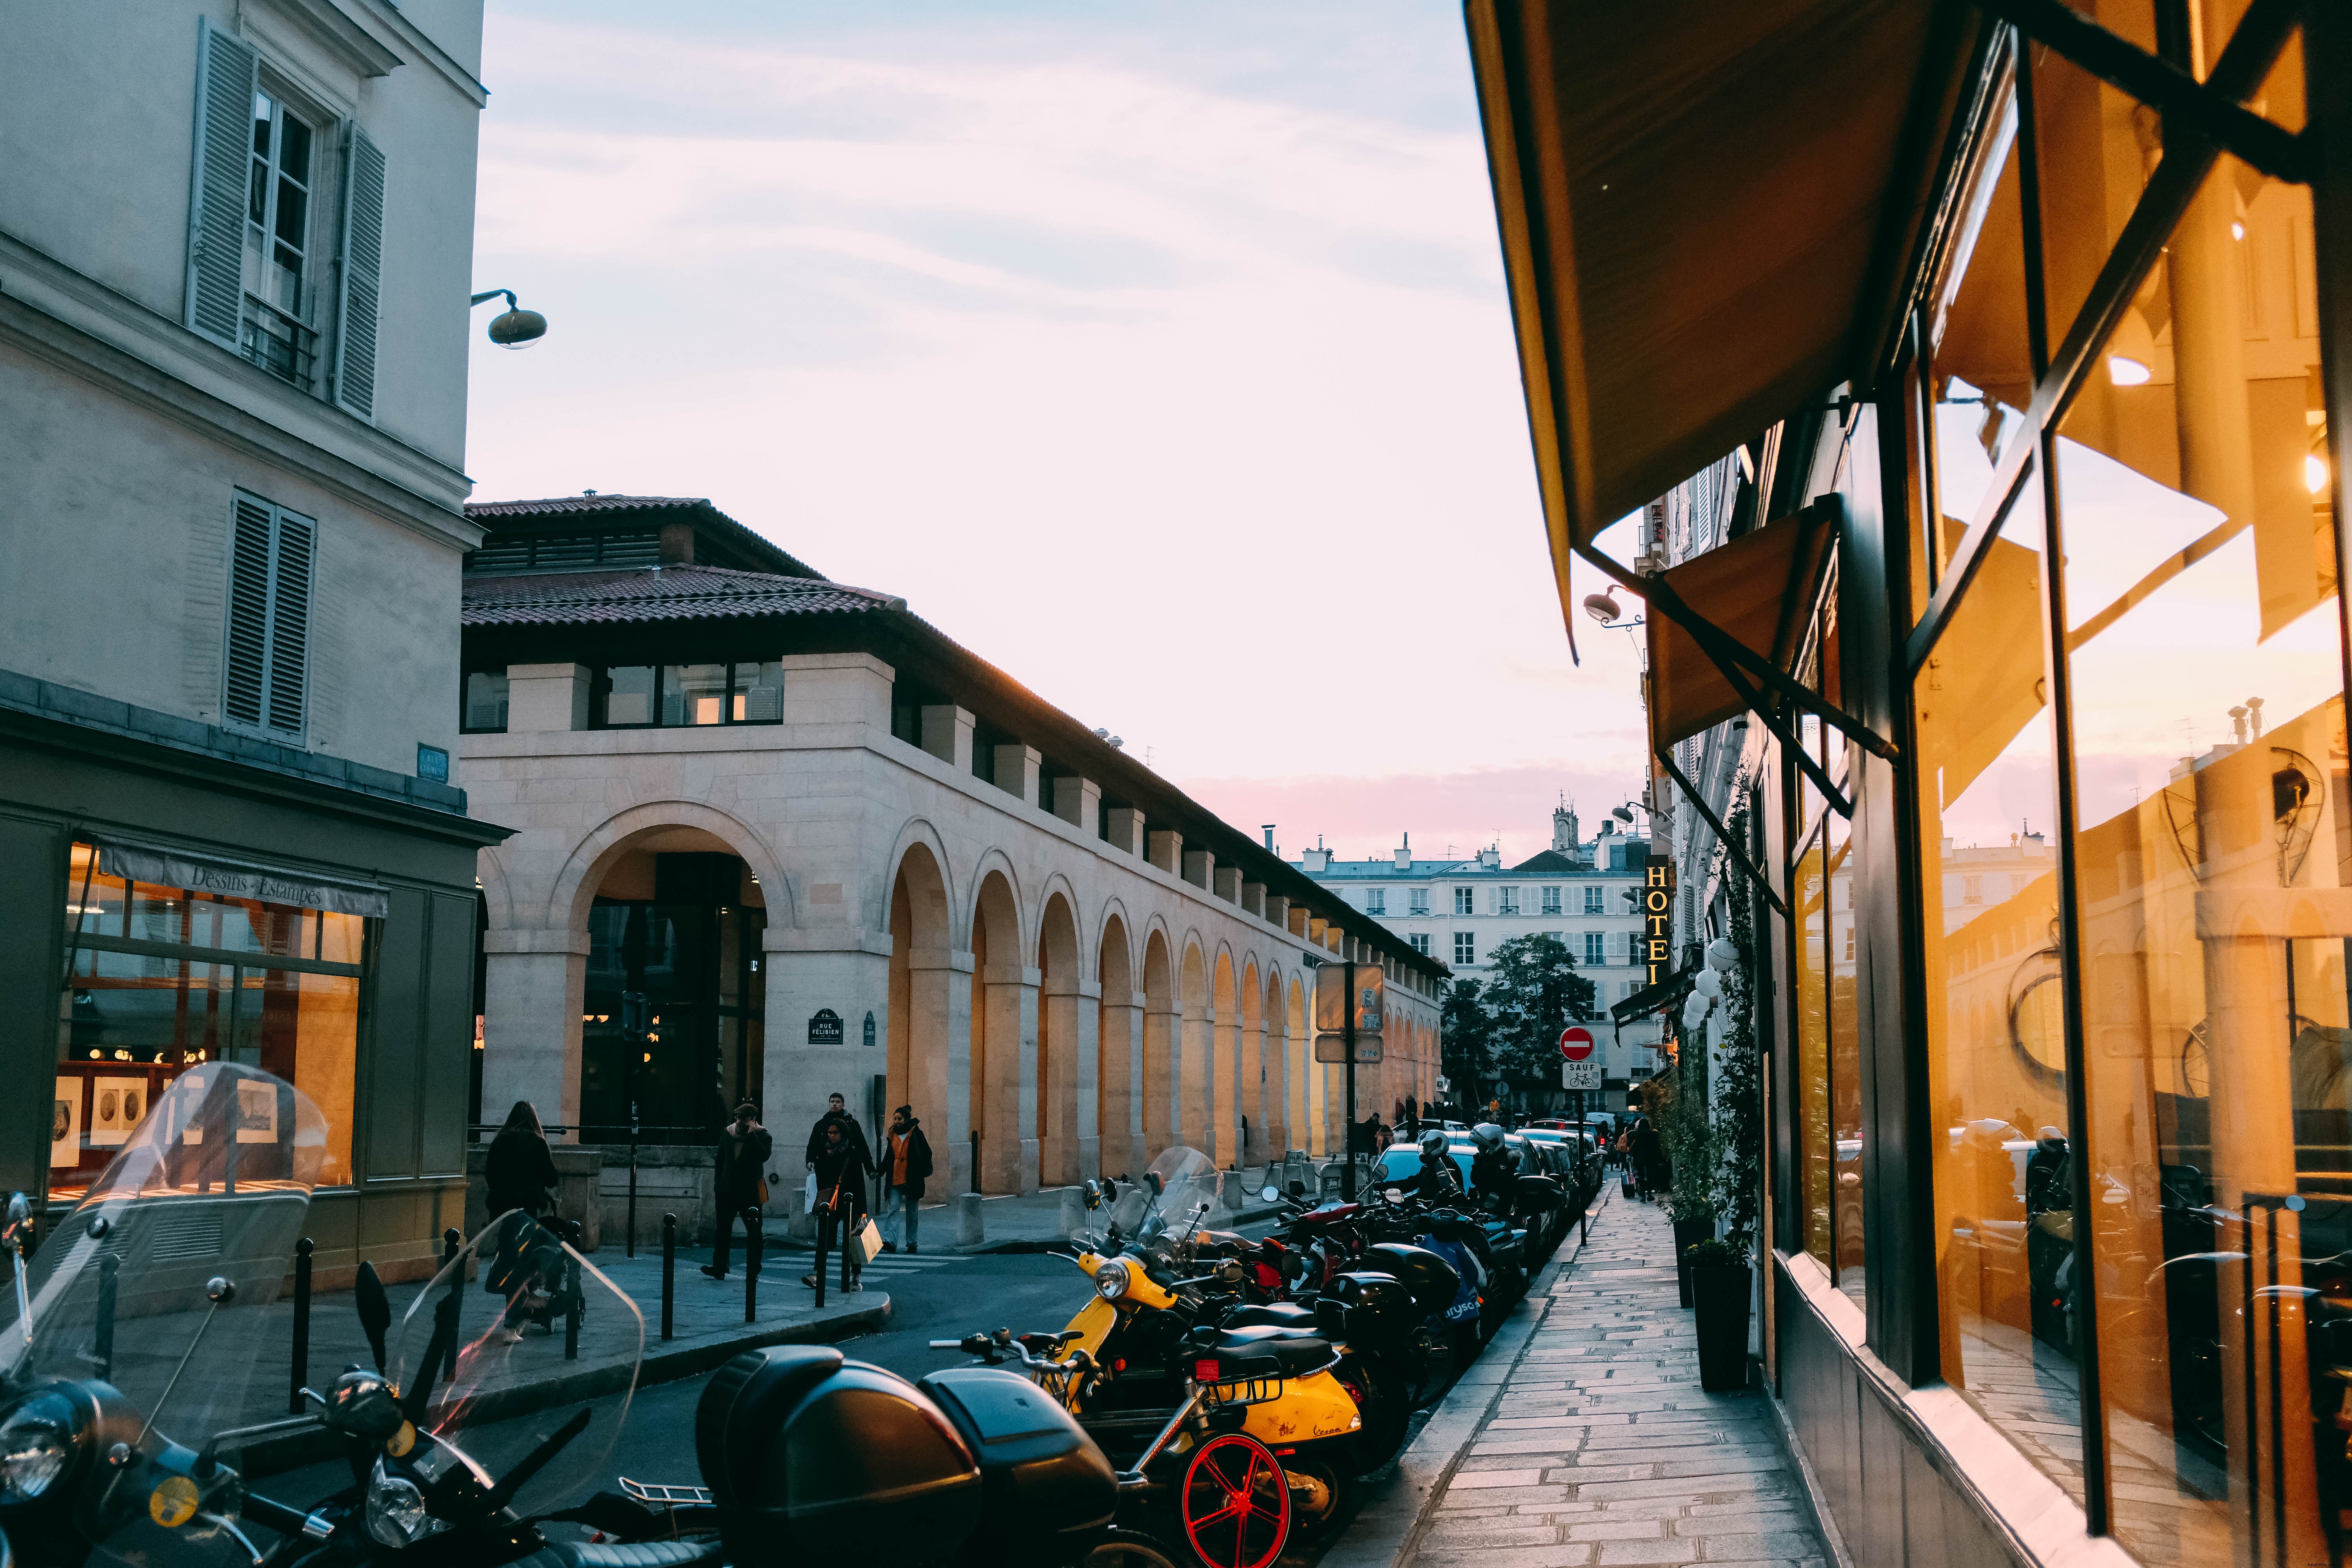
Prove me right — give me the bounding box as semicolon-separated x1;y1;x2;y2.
1593;1539;1701;1565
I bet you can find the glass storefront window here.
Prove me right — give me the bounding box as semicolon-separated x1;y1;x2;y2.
1795;823;1833;1275
56;843;364;1195
2057;147;2334;1564
463;668;509;733
2032;18;2162;364
1826;804;1863;1301
732;659;784;723
599;664;658;726
665;662;729;726
1916;478;2080;1503
593;661;788;728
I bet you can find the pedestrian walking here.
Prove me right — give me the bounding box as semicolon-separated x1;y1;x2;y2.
483;1100;559;1343
805;1117;875;1292
701;1102;773;1281
805;1090;873;1172
1630;1117;1664;1202
880;1105;933;1254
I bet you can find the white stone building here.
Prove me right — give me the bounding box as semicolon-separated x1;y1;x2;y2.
1293;803;1667;1105
0;4;503;1279
459;496;1445;1196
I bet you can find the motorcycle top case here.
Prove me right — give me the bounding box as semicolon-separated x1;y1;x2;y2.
1361;1243;1462;1317
697;1345;982;1564
916;1367;1119;1553
1314;1271;1418;1348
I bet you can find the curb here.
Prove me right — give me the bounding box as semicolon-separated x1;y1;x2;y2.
242;1294;891;1477
1318;1193;1607;1568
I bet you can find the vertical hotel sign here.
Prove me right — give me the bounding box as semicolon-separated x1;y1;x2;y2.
1642;860;1674;985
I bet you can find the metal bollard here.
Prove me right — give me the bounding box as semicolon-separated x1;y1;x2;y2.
746;1213;762;1323
564;1249;582;1360
288;1238;312;1414
94;1254;117;1384
812;1214;828;1311
441;1228;463;1385
661;1213;677;1342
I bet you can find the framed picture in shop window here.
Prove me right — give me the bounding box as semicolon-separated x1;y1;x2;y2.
51;1081;79;1166
91;1076;146;1146
236;1077;278;1143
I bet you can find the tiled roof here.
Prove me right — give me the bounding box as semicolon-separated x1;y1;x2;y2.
466;494;710;518
462;566;900;627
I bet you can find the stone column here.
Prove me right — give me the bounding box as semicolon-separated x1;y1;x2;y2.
993;744;1041;808
1185;1005;1215;1162
920;704;975;770
1107;809;1145;857
1053;777;1102;834
1147;831;1182;875
761;929;893;1215
1040;974;1086;1186
1073;976;1102;1180
980;962;1041;1192
1098;987;1145;1178
481;930;588;1139
906;947;974;1191
1143;994;1178;1165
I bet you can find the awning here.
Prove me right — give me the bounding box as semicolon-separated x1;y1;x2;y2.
1646;503;1837;751
1611;966;1695;1034
1464;0;1983;570
93;837;390;918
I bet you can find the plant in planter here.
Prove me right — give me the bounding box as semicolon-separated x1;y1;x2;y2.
1655;1072;1723;1308
1685;1236;1752;1391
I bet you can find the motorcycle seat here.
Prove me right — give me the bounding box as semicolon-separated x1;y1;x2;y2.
560;1541;724;1567
1207;1326;1336;1377
1223;1301;1317;1330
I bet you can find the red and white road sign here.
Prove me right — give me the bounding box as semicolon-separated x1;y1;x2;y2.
1559;1026;1596;1062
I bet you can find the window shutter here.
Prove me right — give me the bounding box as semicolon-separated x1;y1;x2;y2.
267;510;315;735
333;126;386;421
223;497;274;727
184;19;258;349
222;494;314;741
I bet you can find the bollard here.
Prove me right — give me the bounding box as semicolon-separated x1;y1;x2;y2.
1055;1186;1083;1240
955;1192;984;1250
94;1254;117;1384
661;1213;677;1342
288;1238;312;1414
812;1216;827;1310
746;1218;762;1323
441;1228;463;1385
564;1249;582;1360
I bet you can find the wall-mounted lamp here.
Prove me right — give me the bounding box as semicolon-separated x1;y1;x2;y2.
2105;306;2155;388
1583;591;1644;631
470;288;548;349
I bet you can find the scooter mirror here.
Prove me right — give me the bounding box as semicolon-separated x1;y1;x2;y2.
1146;1172;1163;1196
1102;1177;1119;1204
1084;1179;1102;1207
1259;1185;1281;1203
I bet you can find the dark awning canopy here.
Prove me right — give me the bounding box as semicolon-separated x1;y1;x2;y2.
1465;0;1982;592
1646;503;1836;751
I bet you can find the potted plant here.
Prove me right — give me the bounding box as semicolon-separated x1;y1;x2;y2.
1686;1236;1751;1390
1661;1189;1717;1309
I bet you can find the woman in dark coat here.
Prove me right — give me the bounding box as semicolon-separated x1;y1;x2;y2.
804;1118;875;1293
484;1101;560;1342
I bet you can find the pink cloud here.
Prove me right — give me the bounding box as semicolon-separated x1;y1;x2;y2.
1174;761;1646;866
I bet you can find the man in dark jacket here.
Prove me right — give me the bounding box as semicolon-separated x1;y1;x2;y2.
805;1117;876;1292
880;1105;933;1254
806;1092;873;1172
703;1102;773;1281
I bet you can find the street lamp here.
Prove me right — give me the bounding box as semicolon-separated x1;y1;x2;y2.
470;288;547;349
1582;591;1644;631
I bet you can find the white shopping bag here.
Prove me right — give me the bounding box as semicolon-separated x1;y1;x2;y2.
803;1171;819;1211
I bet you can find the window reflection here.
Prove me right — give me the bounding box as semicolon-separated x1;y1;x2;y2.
1795;825;1832;1275
1826;807;1862;1301
2058;147;2335;1564
1917;480;2080;1503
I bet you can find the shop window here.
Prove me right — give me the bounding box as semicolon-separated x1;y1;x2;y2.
56;843;363;1195
1914;480;2077;1504
2056;147;2332;1563
1794;826;1833;1276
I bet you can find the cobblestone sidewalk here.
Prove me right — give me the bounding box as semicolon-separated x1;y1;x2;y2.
1398;1192;1832;1568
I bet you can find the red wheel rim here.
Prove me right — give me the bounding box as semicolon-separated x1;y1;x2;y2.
1181;1431;1290;1568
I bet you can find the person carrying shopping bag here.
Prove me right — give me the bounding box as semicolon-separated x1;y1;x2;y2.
805;1117;876;1292
879;1105;933;1254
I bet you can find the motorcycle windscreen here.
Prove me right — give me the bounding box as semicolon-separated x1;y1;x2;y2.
4;1063;324;1453
387;1213;642;1514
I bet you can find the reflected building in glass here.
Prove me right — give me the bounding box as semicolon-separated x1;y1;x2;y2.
1465;2;2350;1563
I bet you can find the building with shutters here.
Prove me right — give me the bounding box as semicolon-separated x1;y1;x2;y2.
456;494;1445;1209
1291;803;1665;1108
0;5;504;1283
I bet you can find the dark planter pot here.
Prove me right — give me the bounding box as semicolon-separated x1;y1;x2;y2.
1692;1262;1754;1392
1671;1218;1714;1308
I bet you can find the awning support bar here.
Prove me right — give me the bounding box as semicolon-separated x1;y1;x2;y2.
1971;0;2308;185
1579;537;1898;767
1656;748;1790;920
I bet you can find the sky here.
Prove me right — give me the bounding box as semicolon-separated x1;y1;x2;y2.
461;2;1652;865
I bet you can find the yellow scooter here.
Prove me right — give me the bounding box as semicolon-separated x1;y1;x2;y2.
1037;1149;1368;1538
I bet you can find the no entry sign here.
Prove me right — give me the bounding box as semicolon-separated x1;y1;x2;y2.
1559;1026;1596;1062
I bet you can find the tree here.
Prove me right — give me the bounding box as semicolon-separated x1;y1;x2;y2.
1480;933;1598;1089
1439;978;1494;1102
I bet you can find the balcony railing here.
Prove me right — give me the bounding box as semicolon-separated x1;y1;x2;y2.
240;295;318;390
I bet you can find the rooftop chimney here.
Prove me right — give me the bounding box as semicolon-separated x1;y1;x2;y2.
1263;824;1276;851
1395;831;1411;870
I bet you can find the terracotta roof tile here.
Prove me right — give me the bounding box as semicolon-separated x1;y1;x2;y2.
462;566;898;627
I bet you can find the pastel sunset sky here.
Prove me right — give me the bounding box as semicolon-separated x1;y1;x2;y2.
461;2;1651;863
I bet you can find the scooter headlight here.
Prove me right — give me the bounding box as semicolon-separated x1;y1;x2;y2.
1094;1259;1133;1301
365;1459;431;1547
0;1394;77;1504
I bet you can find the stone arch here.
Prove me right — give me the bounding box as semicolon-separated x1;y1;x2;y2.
1038;888;1082;1186
1098;911;1140;1179
1142;928;1176;1165
544;800;791;936
963;848;1027;954
1180;937;1209;1157
887;838;955;1163
971;867;1032;1192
